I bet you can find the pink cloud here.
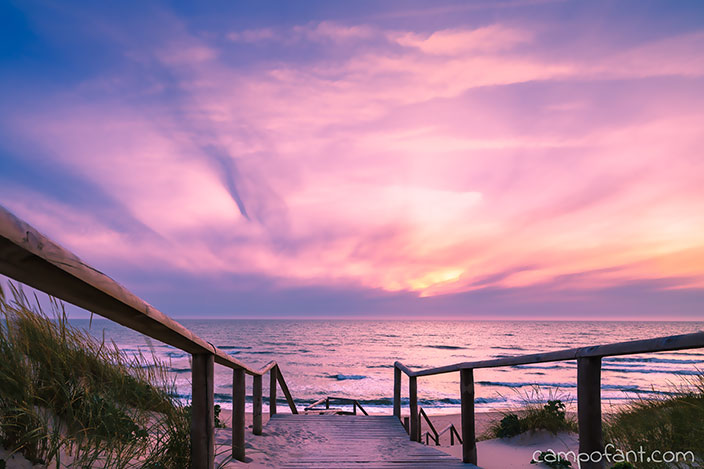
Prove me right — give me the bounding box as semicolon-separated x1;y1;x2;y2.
391;25;533;55
7;16;704;302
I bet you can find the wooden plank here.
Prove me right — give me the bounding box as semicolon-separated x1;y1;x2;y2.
261;415;470;468
578;357;604;469
303;408;346;415
460;368;477;465
305;397;328;411
232;368;246;462
253;374;263;435
191;353;214;469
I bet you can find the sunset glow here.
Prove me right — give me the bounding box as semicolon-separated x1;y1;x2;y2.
1;1;703;318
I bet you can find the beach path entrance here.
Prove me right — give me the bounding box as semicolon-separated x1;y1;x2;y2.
259;414;471;468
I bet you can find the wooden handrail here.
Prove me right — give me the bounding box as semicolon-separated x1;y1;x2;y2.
305;397;329;410
394;331;704;378
393;331;704;467
437;423;463;445
418;408;438;445
0;205;279;377
0;205;299;467
421;418;462;446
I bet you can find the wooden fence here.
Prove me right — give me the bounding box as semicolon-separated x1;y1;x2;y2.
304;396;369;415
394;331;704;468
0;205;297;468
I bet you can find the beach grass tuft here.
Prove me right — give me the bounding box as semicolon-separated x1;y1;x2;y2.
487;387;577;439
0;283;191;467
604;370;703;469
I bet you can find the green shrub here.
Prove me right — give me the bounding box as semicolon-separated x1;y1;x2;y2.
182;403;227;430
497;413;521;438
214;404;225;429
489;395;576;439
521;399;572;435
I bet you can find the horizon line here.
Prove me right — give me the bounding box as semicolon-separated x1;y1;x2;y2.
69;315;704;323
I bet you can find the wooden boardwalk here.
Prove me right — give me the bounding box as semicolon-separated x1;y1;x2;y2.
261;414;472;468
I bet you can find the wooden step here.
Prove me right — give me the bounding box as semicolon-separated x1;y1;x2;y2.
262;414;473;468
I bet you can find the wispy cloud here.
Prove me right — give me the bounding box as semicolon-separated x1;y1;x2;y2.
2;2;704;317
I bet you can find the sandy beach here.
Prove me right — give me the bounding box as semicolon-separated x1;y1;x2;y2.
215;410;578;468
0;409;577;468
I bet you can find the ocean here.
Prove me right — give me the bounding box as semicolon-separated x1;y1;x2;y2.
77;319;704;414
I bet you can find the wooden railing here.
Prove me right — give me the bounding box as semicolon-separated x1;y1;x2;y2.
418;407;462;446
437;421;463;446
0;205;298;468
394;331;704;468
304;396;369;415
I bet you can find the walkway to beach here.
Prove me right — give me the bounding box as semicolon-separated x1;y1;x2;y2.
258;414;471;468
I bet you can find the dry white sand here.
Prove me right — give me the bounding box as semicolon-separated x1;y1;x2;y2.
0;447;43;469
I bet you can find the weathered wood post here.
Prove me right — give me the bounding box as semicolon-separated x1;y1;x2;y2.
269;366;278;416
191;353;214;469
578;357;604;469
253;374;263;435
393;366;401;419
232;368;246;462
409;375;419;442
460;368;477;465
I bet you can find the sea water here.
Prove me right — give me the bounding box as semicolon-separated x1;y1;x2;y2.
76;319;704;414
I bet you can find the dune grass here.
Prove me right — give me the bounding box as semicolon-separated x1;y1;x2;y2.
604;371;703;469
0;283;191;467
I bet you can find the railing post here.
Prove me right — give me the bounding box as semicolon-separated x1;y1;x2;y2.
232;368;246;462
393;366;401;419
460;368;477;465
578;357;604;469
253;374;263;435
326;397;330;409
270;366;277;416
409;375;419;442
191;353;214;469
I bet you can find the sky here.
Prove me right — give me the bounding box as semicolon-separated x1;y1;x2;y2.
1;0;704;320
